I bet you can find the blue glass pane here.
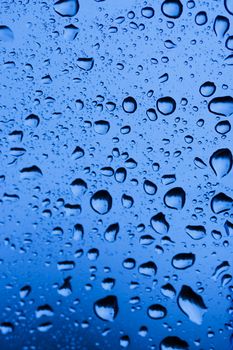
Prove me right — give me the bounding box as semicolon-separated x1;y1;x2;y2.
0;0;232;349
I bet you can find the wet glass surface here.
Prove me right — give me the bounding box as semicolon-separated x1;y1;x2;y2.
0;0;233;349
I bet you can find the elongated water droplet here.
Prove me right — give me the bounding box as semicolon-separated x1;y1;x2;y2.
177;285;207;325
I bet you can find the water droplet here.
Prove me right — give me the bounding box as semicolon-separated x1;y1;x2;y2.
209;148;232;178
161;0;183;19
147;304;167;319
63;24;79;41
225;36;233;50
54;0;79;17
199;82;216;97
210;192;233;214
104;223;119;242
0;323;14;335
213;16;229;38
70;178;87;196
73;223;84;241
151;212;169;234
164;187;186;209
208;96;233;116
122;96;137;113
195;11;208;26
143;180;157;195
94;296;118;321
77;57;94;71
177;285;207;325
115;167;127;183
20;166;43;179
186;225;206;240
160;336;189;350
121;194;134;208
94;120;110;135
90;190;112;215
161;283;176;299
224;0;233;15
138;261;157;276
215;120;231;134
156;96;176;115
141;7;154;19
19;285;31;299
146;108;158;121
172;253;195;269
0;26;14;42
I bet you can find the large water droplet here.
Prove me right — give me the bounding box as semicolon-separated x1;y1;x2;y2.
77;57;94;71
199;81;216;97
224;0;233;15
195;11;208;26
104;223;119;242
157;97;176;115
164;187;186;209
147;304;167;319
70;178;87;196
63;24;79;41
54;0;79;17
94;120;110;135
94;295;118;321
151;212;169;234
210;192;233;214
213;16;229;38
215;120;231;134
160;336;189;350
143;180;157;195
141;7;154;19
177;285;207;325
122;96;137;113
172;253;195;269
186;225;206;240
208;96;233;116
138;261;157;277
161;0;183;19
209;148;232;178
0;26;14;42
90;190;112;215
